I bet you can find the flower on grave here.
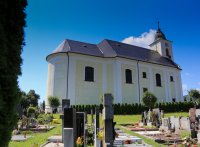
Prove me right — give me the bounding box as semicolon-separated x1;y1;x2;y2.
97;130;103;141
124;140;132;144
76;136;83;147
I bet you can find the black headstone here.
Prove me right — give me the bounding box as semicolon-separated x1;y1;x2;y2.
76;112;85;137
64;108;76;128
95;107;99;132
62;99;70;111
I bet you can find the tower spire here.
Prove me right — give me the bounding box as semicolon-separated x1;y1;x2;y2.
157;21;160;29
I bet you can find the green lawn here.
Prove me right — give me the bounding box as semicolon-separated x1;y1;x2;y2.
9;124;62;147
9;112;188;147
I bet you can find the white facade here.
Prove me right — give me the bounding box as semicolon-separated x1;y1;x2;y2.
45;29;183;112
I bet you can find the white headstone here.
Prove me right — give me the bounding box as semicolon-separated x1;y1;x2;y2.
180;117;190;131
170;116;175;129
161;118;169;131
197;132;200;144
174;117;180;133
196;109;200;118
147;122;152;127
139;122;143;127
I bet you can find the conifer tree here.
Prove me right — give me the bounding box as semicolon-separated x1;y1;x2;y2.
0;0;27;146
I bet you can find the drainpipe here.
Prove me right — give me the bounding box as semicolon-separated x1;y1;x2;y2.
66;53;69;101
137;61;141;103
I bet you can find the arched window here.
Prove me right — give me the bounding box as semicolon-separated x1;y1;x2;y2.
85;66;94;82
156;73;161;87
125;69;132;84
166;48;171;58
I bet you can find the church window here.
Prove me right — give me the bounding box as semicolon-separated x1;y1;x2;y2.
170;76;174;82
142;72;147;78
125;69;132;84
85;66;94;82
172;98;176;102
143;88;148;93
166;48;171;58
156;73;162;87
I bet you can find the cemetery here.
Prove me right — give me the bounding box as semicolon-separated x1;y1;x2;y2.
9;94;200;147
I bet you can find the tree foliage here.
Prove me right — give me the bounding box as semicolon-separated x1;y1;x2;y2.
27;106;37;117
142;92;157;109
20;90;40;110
189;89;200;101
26;90;40;107
48;96;60;112
0;0;27;146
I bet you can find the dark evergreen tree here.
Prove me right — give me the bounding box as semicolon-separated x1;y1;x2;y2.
0;0;27;146
27;90;40;107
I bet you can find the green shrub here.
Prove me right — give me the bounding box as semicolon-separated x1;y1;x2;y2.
27;106;37;117
72;101;194;115
142;92;157;110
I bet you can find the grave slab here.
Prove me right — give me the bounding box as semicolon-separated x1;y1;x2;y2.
47;135;62;143
42;142;64;147
11;135;31;141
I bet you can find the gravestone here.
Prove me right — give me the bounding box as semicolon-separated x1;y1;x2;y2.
147;110;152;122
174;117;180;133
197;132;200;143
91;109;94;134
76;112;87;147
161;118;169;132
139;122;143;127
180;117;190;130
196;109;200;120
102;94;114;147
64;108;76;147
95;107;100;133
62;99;70;112
170;116;175;130
60;99;70;143
94;107;100;147
76;112;85;138
143;111;147;125
84;112;88;147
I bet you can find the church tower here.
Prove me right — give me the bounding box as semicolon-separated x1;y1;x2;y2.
150;22;174;61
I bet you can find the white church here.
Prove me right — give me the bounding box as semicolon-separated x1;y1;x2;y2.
45;27;183;112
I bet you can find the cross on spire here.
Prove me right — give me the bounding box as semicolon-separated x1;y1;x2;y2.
157;21;160;29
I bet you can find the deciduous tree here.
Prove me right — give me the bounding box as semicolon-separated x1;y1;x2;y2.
48;96;60;115
142;92;157;110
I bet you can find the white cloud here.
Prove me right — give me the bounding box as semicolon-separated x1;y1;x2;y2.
185;72;191;76
122;29;156;49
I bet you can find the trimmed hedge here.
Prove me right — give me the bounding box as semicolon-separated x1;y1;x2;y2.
72;101;194;115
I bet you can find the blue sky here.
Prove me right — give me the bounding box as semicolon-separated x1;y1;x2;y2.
19;0;200;103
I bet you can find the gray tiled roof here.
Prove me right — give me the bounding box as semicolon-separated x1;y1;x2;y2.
48;39;180;69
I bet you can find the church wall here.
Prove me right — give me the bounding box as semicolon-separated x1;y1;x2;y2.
139;66;151;99
121;63;138;103
75;59;103;105
152;68;166;102
46;53;183;112
46;53;68;112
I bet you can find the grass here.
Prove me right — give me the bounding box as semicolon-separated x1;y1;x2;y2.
9;114;62;147
9;112;188;147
